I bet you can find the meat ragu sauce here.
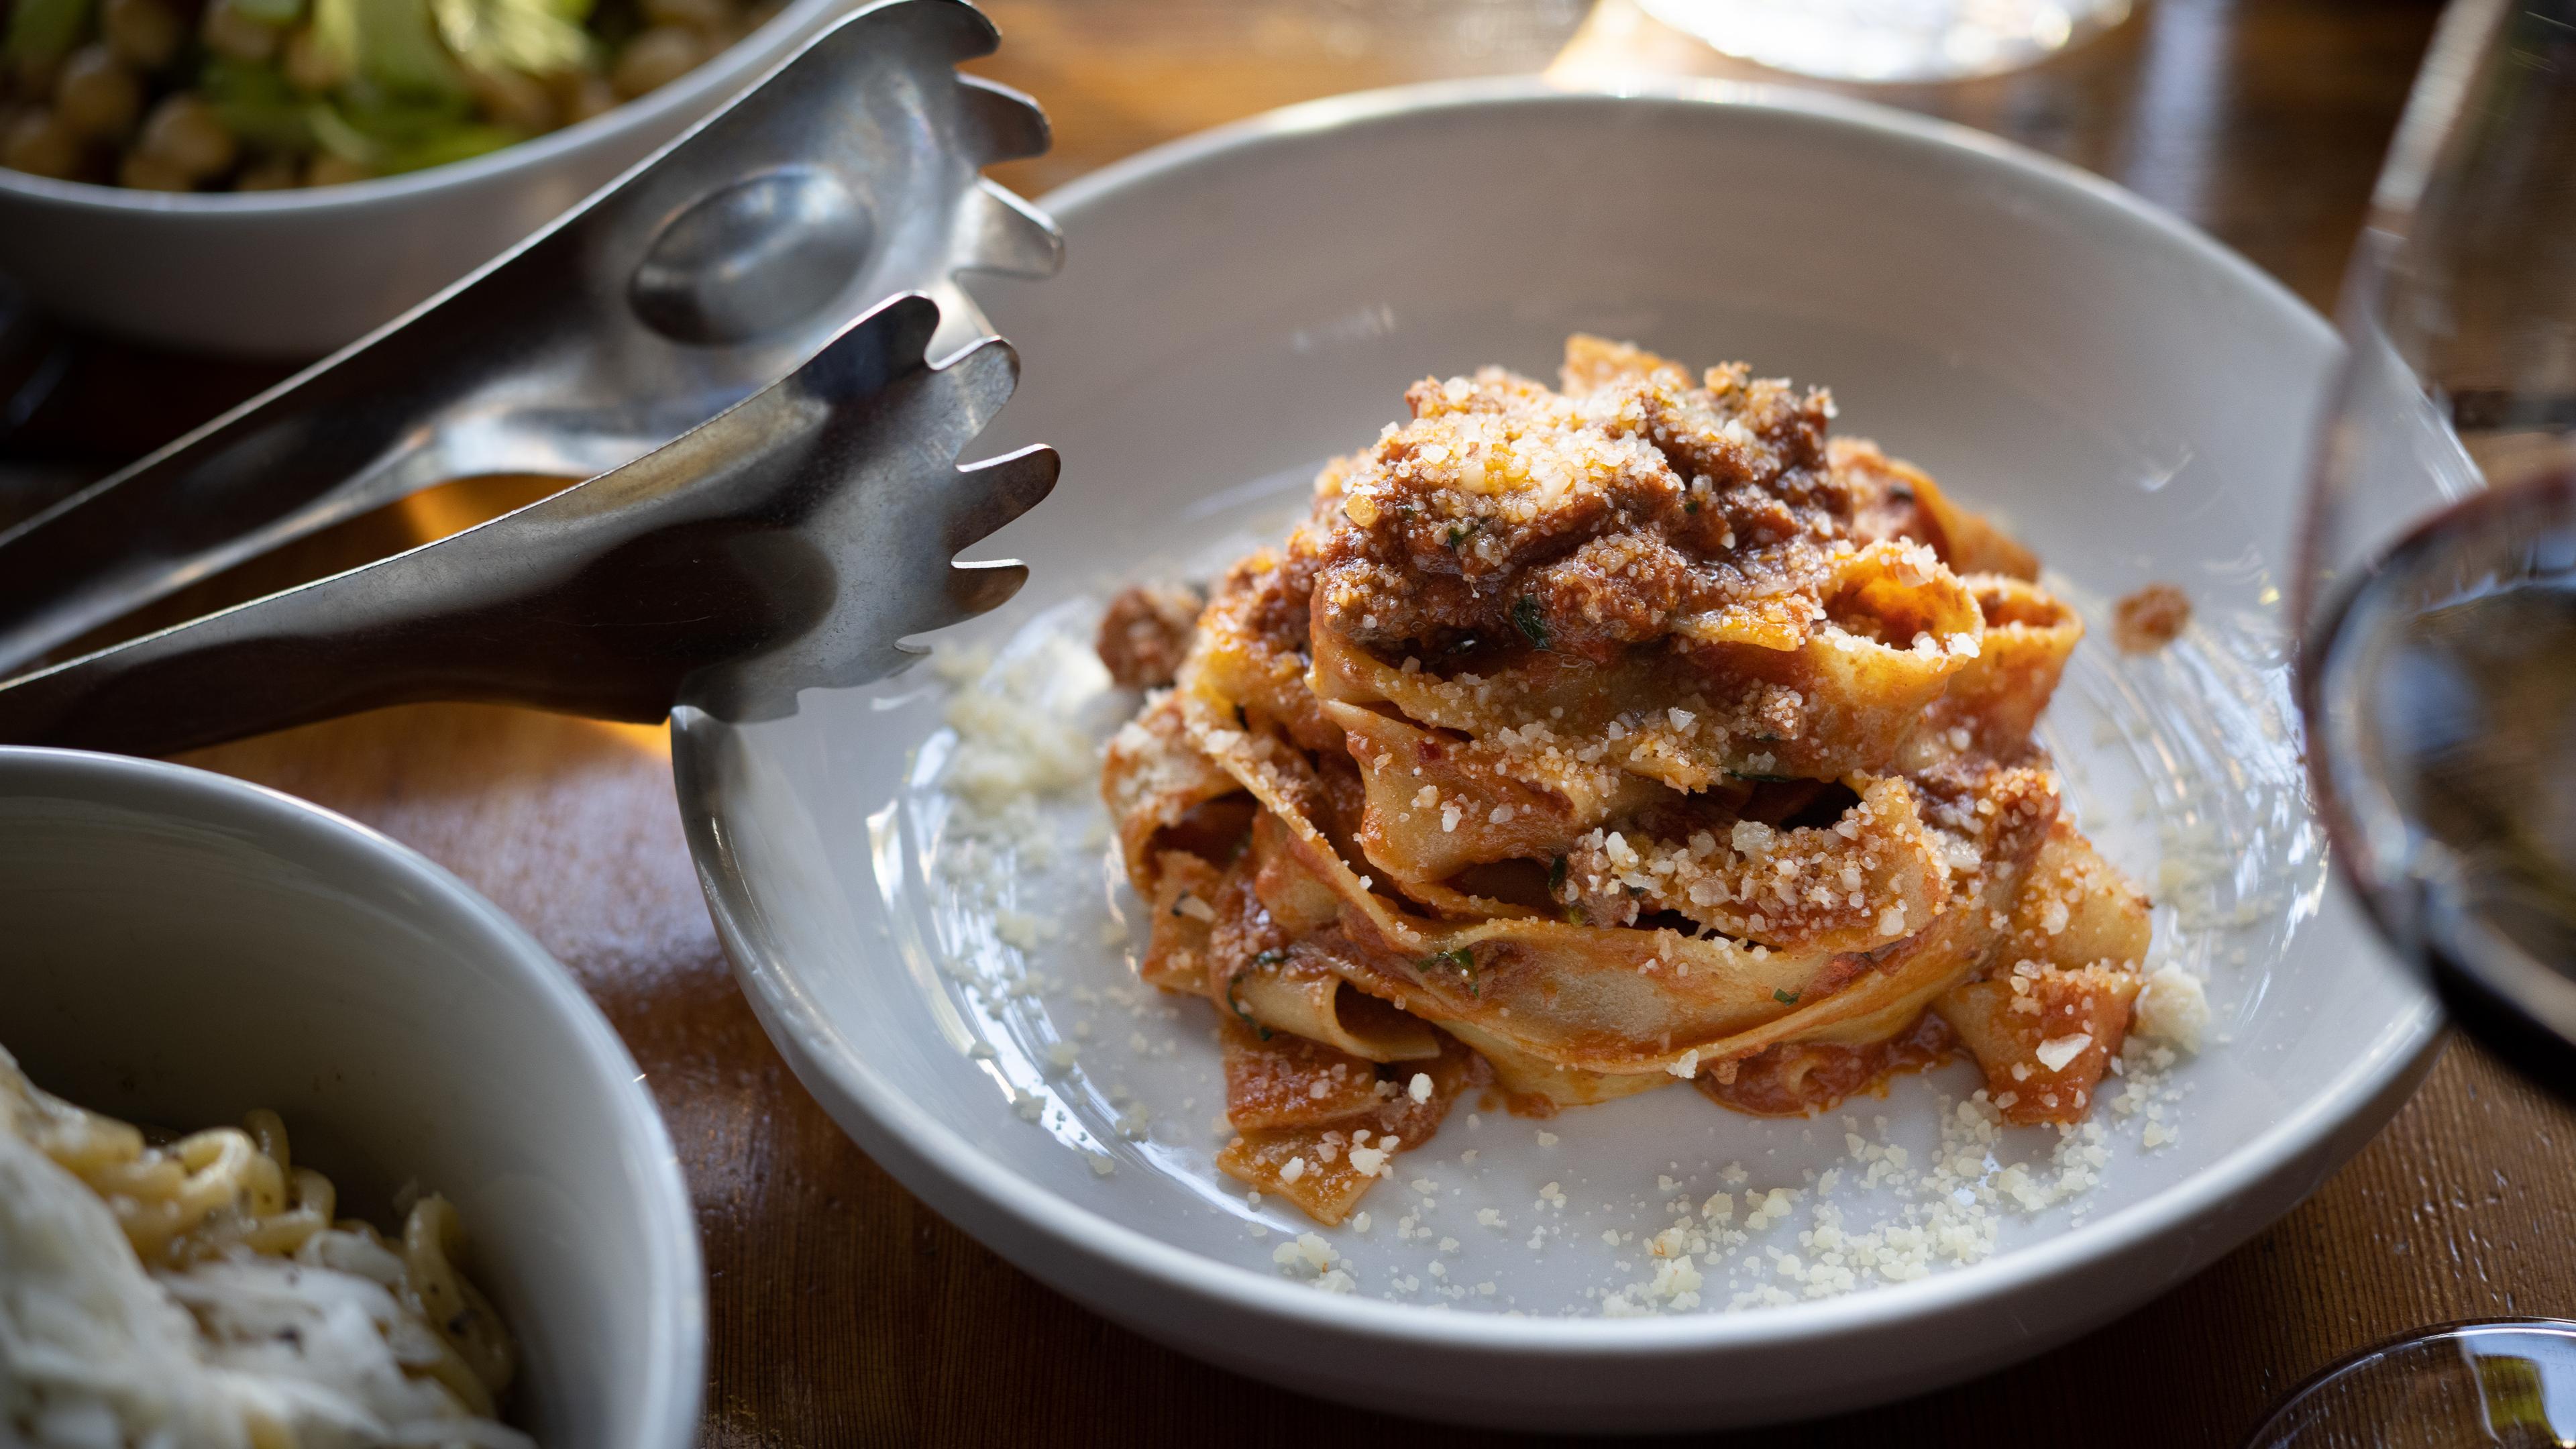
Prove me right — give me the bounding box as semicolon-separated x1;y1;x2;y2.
1097;335;2153;1225
1700;1010;1960;1118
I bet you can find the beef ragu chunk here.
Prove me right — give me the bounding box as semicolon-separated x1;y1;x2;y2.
1310;337;1850;663
1097;582;1208;690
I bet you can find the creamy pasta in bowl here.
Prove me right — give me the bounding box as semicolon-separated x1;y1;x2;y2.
1;1055;527;1445
0;748;700;1448
673;80;2440;1429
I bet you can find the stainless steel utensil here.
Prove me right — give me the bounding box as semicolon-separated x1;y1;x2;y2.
0;293;1051;753
0;0;1061;752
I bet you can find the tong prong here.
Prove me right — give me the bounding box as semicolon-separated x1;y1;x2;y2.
946;559;1033;622
956;74;1053;166
945;444;1058;555
954;178;1067;280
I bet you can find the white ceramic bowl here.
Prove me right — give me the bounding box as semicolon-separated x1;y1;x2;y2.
0;747;703;1448
0;0;863;358
674;78;2442;1430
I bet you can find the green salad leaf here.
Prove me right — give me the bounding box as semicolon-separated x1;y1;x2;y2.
308;0;466;99
429;0;588;76
310;82;523;171
201;58;317;150
229;0;309;28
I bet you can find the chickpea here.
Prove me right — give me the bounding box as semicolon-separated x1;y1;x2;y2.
117;150;195;189
641;0;731;32
303;150;370;186
609;26;702;100
54;46;142;140
136;93;237;180
468;66;555;133
235;153;300;189
281;27;350;92
200;0;282;64
551;70;618;125
103;0;186;71
11;54;63;100
1;108;82;178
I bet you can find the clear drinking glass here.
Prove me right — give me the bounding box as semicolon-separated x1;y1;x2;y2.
2245;1322;2576;1449
2282;0;2576;1440
1633;0;2133;83
2301;0;2576;1093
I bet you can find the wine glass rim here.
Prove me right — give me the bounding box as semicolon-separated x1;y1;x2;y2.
2241;1316;2576;1448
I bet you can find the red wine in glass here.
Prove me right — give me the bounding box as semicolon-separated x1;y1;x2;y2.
2311;472;2576;1095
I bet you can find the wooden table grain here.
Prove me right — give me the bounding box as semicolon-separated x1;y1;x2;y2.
9;1;2575;1444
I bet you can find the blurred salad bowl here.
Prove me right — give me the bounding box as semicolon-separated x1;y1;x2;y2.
0;0;871;354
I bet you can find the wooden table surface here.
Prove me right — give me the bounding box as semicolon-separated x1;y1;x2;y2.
9;1;2576;1444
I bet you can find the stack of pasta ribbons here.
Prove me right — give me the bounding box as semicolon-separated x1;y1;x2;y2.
1101;336;2150;1225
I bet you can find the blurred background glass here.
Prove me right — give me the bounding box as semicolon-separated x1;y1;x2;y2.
1634;0;2133;80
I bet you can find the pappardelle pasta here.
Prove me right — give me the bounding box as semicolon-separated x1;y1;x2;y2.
1099;336;2153;1226
0;1046;530;1448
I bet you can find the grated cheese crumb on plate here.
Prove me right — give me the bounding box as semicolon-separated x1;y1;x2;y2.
2133;965;2210;1054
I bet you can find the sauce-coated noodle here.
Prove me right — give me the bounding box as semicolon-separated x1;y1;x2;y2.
1099;337;2153;1222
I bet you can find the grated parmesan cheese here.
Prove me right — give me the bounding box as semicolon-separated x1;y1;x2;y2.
2033;1034;2093;1072
2133;966;2210;1055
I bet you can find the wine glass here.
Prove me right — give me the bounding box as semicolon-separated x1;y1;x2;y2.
2300;0;2576;1095
2279;0;2576;1441
2246;1321;2576;1448
1632;0;2133;82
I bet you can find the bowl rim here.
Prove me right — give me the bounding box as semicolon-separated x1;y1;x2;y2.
0;743;708;1444
0;0;863;215
688;72;2443;1354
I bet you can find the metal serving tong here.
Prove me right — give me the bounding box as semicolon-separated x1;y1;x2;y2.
0;0;1060;755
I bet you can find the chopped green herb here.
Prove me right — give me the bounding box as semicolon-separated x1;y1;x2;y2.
1415;946;1479;997
1683;500;1700;514
1511;595;1550;649
1251;949;1285;967
1445;519;1480;547
1567;904;1587;926
1547;854;1567;894
1225;970;1271;1038
1774;988;1801;1004
1234;702;1248;729
1731;772;1798;784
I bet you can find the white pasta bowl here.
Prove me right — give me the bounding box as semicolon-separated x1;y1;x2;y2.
673;79;2441;1429
0;747;702;1448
